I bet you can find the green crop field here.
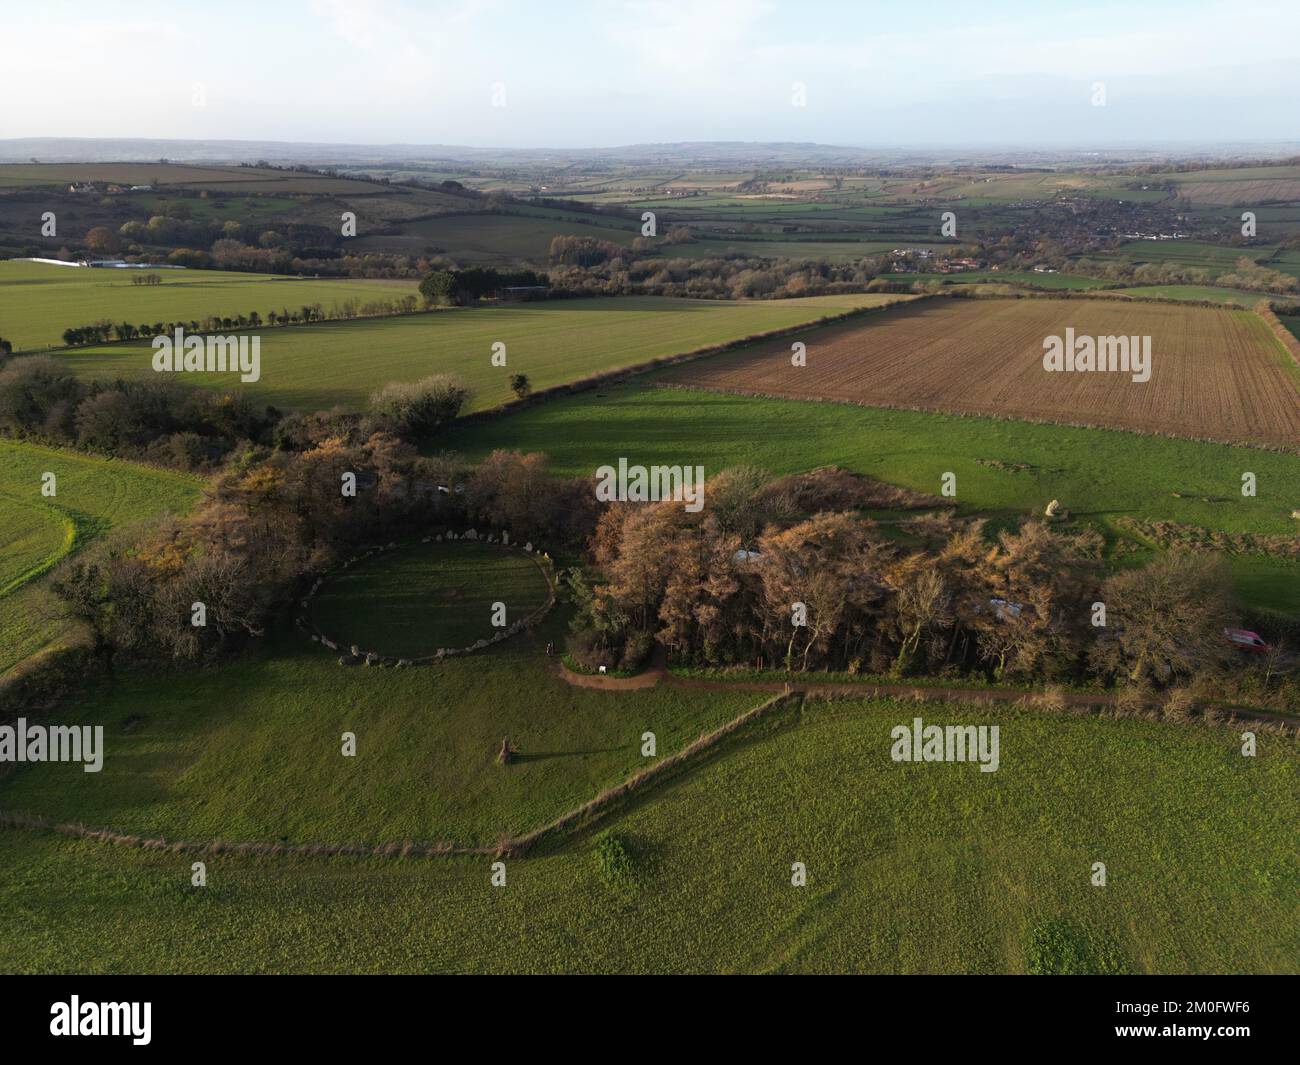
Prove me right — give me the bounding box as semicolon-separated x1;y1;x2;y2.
438;382;1300;612
0;260;418;350
1;695;1293;974
0;439;201;675
308;541;552;656
51;292;910;413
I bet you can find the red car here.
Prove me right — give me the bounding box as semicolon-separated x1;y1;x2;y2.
1223;628;1271;654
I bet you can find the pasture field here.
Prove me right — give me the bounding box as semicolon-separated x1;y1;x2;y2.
0;162;436;199
1264;250;1300;280
0;495;71;598
886;271;1113;291
662;298;1300;449
0;625;755;848
52;293;911;413
1115;240;1275;270
137;193;300;222
0;261;418;350
898;276;1271;306
438;382;1300;609
308;541;551;656
0;440;201;675
0;163;266;188
665;238;948;261
351;212;636;262
1112;284;1270;306
1;696;1294;974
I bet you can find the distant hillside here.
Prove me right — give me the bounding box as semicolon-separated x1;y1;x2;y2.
6;137;1300;169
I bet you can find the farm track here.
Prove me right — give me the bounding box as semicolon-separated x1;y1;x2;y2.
665;298;1300;450
557;658;1299;726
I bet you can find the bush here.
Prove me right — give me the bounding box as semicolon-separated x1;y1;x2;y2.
367;374;471;441
418;270;456;307
619;630;653;672
0;356;84;434
1026;918;1128;975
565;628;616;673
593;830;635;889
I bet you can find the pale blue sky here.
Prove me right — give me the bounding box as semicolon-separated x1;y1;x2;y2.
2;0;1297;147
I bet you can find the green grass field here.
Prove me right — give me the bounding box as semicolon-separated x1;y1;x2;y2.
667;238;947;261
309;541;551;655
352;212;637;262
1115;240;1275;270
0;162;406;198
886;271;1113;290
0;163;265;188
1266;250;1300;280
0;623;755;848
51;293;908;413
0;495;72;598
0;260;418;350
1113;284;1269;306
0;440;201;675
438;382;1300;611
1;695;1293;973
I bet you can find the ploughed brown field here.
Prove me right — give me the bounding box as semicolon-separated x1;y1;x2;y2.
664;298;1300;449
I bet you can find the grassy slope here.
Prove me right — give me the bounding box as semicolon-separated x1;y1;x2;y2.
308;541;551;655
0;261;418;350
0;440;201;674
0;495;71;596
53;293;906;413
439;383;1300;611
0;624;754;847
1;697;1294;974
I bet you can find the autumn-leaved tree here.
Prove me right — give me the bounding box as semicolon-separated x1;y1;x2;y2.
1087;552;1235;684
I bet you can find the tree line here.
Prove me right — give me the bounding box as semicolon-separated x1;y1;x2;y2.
418;267;549;306
54;294;419;350
564;467;1294;709
0;352;474;470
